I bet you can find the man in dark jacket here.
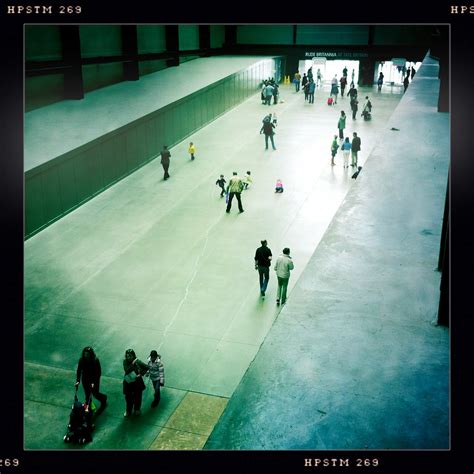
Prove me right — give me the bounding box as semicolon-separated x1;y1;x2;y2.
260;120;276;150
254;240;273;298
351;132;361;168
160;145;171;180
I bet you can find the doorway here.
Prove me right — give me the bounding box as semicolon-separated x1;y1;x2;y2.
298;58;360;85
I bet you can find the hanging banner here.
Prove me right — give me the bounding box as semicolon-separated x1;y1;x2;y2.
391;58;407;66
305;51;368;58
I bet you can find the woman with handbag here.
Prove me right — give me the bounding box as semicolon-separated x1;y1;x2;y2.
123;349;148;417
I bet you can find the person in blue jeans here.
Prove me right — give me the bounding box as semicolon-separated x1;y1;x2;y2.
255;240;273;298
274;248;294;305
147;350;165;408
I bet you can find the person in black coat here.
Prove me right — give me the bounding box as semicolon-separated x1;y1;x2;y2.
350;97;359;120
75;346;107;410
122;349;148;417
160;145;171;180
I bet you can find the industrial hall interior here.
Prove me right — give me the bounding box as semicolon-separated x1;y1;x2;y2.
24;24;449;450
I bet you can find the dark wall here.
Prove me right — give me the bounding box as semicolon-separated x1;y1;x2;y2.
25;25;442;112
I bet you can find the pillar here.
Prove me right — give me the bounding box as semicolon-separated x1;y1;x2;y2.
122;26;139;81
358;57;376;86
59;26;84;100
165;25;179;67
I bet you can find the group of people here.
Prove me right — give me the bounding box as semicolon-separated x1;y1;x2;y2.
293;67;326;93
254;240;294;305
75;346;165;419
261;78;280;105
331;131;362;168
217;169;283;213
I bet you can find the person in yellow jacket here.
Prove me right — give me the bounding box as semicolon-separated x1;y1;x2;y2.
188;142;196;160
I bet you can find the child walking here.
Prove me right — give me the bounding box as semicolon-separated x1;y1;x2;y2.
188;142;196;160
216;174;226;197
242;171;253;190
275;179;284;193
147;350;165;408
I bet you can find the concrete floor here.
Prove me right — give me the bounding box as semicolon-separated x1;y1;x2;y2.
24;56;448;450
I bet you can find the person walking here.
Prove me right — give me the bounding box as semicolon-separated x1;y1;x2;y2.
293;71;301;92
342;66;348;78
341;137;351;168
75;347;107;412
216;174;226;197
274;247;294;305
337;111;346;140
411;66;416;79
330;80;339;104
316;69;322;87
347;83;358;100
361;96;372;120
254;240;273;298
403;74;409;93
330;135;339;166
147;350;165;408
301;73;308;90
242;171;253;190
303;81;310;102
260;119;276;150
160;145;171;180
351;132;361;168
351;68;355;87
350;96;359;120
339;75;347;97
122;349;148;417
377;71;384;91
188;142;196;161
226;172;244;214
308;80;316;104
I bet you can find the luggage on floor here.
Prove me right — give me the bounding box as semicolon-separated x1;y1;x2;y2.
327;97;333;106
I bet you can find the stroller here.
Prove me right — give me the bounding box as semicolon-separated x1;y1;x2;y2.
362;110;372;121
63;387;95;444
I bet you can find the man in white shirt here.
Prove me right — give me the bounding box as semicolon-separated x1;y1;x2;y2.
274;247;294;305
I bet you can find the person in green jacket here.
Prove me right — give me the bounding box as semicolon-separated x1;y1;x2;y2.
337;111;346;140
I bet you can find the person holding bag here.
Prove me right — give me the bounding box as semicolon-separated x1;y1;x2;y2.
122;349;148;417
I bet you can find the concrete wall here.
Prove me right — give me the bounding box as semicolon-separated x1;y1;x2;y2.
24;58;278;238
